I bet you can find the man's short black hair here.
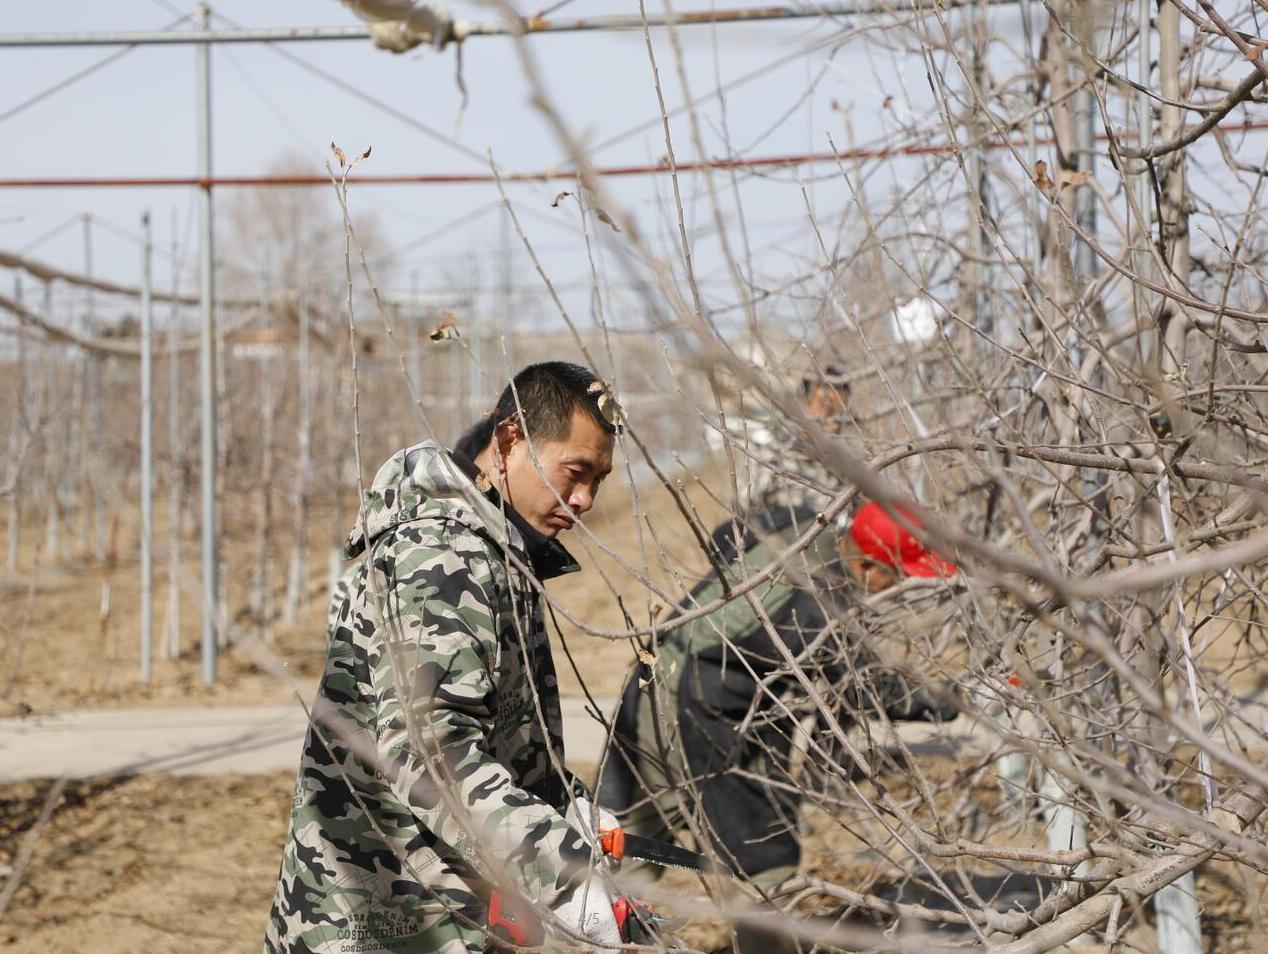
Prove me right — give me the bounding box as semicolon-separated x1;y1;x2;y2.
463;361;614;451
451;416;496;460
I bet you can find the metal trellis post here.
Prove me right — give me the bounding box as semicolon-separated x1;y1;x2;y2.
140;211;153;682
196;2;219;684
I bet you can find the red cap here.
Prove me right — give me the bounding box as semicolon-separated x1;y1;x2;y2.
849;501;957;579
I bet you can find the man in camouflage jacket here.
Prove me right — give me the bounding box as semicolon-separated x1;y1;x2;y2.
266;362;617;954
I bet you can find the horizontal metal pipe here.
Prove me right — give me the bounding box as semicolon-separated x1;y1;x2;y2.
0;26;369;47
4;116;1268;189
0;1;1016;48
0;145;968;189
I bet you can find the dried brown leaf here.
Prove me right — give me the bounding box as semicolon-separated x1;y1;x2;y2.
594;207;621;233
429;312;461;341
331;142;347;167
1033;159;1054;193
586;379;624;428
551;191;573;208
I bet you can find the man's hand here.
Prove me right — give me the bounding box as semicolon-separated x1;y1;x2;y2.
566;796;620;846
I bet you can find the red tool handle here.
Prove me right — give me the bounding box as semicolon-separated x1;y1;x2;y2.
612;896;633;935
490;889;645;947
488;891;543;948
489;832;639;948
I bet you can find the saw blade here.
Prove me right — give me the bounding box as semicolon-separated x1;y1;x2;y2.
620;833;717;874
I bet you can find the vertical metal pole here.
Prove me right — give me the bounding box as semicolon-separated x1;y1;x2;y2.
997;0;1044;819
409;267;422;389
167;209;182;660
286;265;311;627
1020;0;1041;285
196;2;219;684
1074;87;1097;280
6;277;23;573
253;256;273;640
140;211;154;682
83;213;103;561
1048;14;1093;937
500;211;514;370
43;281;59;561
1136;0;1153;361
469;252;483;420
966;1;991;341
1074;16;1103;546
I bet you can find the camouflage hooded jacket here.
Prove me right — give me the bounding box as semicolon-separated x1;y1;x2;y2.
265;442;595;954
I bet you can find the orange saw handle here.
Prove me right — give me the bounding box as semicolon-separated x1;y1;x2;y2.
598;826;625;861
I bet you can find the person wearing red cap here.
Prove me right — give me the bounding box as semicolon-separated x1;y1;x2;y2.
846;500;958;587
597;498;959;953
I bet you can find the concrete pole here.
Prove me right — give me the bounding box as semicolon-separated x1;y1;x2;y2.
195;2;219;684
139;211;154;682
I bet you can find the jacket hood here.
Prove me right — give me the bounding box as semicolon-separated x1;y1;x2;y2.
344;441;580;581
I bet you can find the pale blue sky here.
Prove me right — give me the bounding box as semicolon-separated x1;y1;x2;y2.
1;1;959;320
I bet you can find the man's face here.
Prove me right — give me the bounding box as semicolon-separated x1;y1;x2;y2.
805;383;850;435
851;557;897;593
839;535;898;593
499;407;614;539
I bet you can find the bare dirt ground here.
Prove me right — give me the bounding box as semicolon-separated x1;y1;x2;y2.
2;471;1263;951
0;773;293;953
0;468;729;715
3;768;1263;953
0;471;733;952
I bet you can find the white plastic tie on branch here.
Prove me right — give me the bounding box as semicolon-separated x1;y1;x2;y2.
340;0;467;51
1156;872;1203;954
1154;470;1209;954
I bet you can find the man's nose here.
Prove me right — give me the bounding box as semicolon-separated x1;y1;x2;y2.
569;483;595;515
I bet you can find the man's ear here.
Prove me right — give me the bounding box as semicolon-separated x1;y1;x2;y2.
492;417;522;472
